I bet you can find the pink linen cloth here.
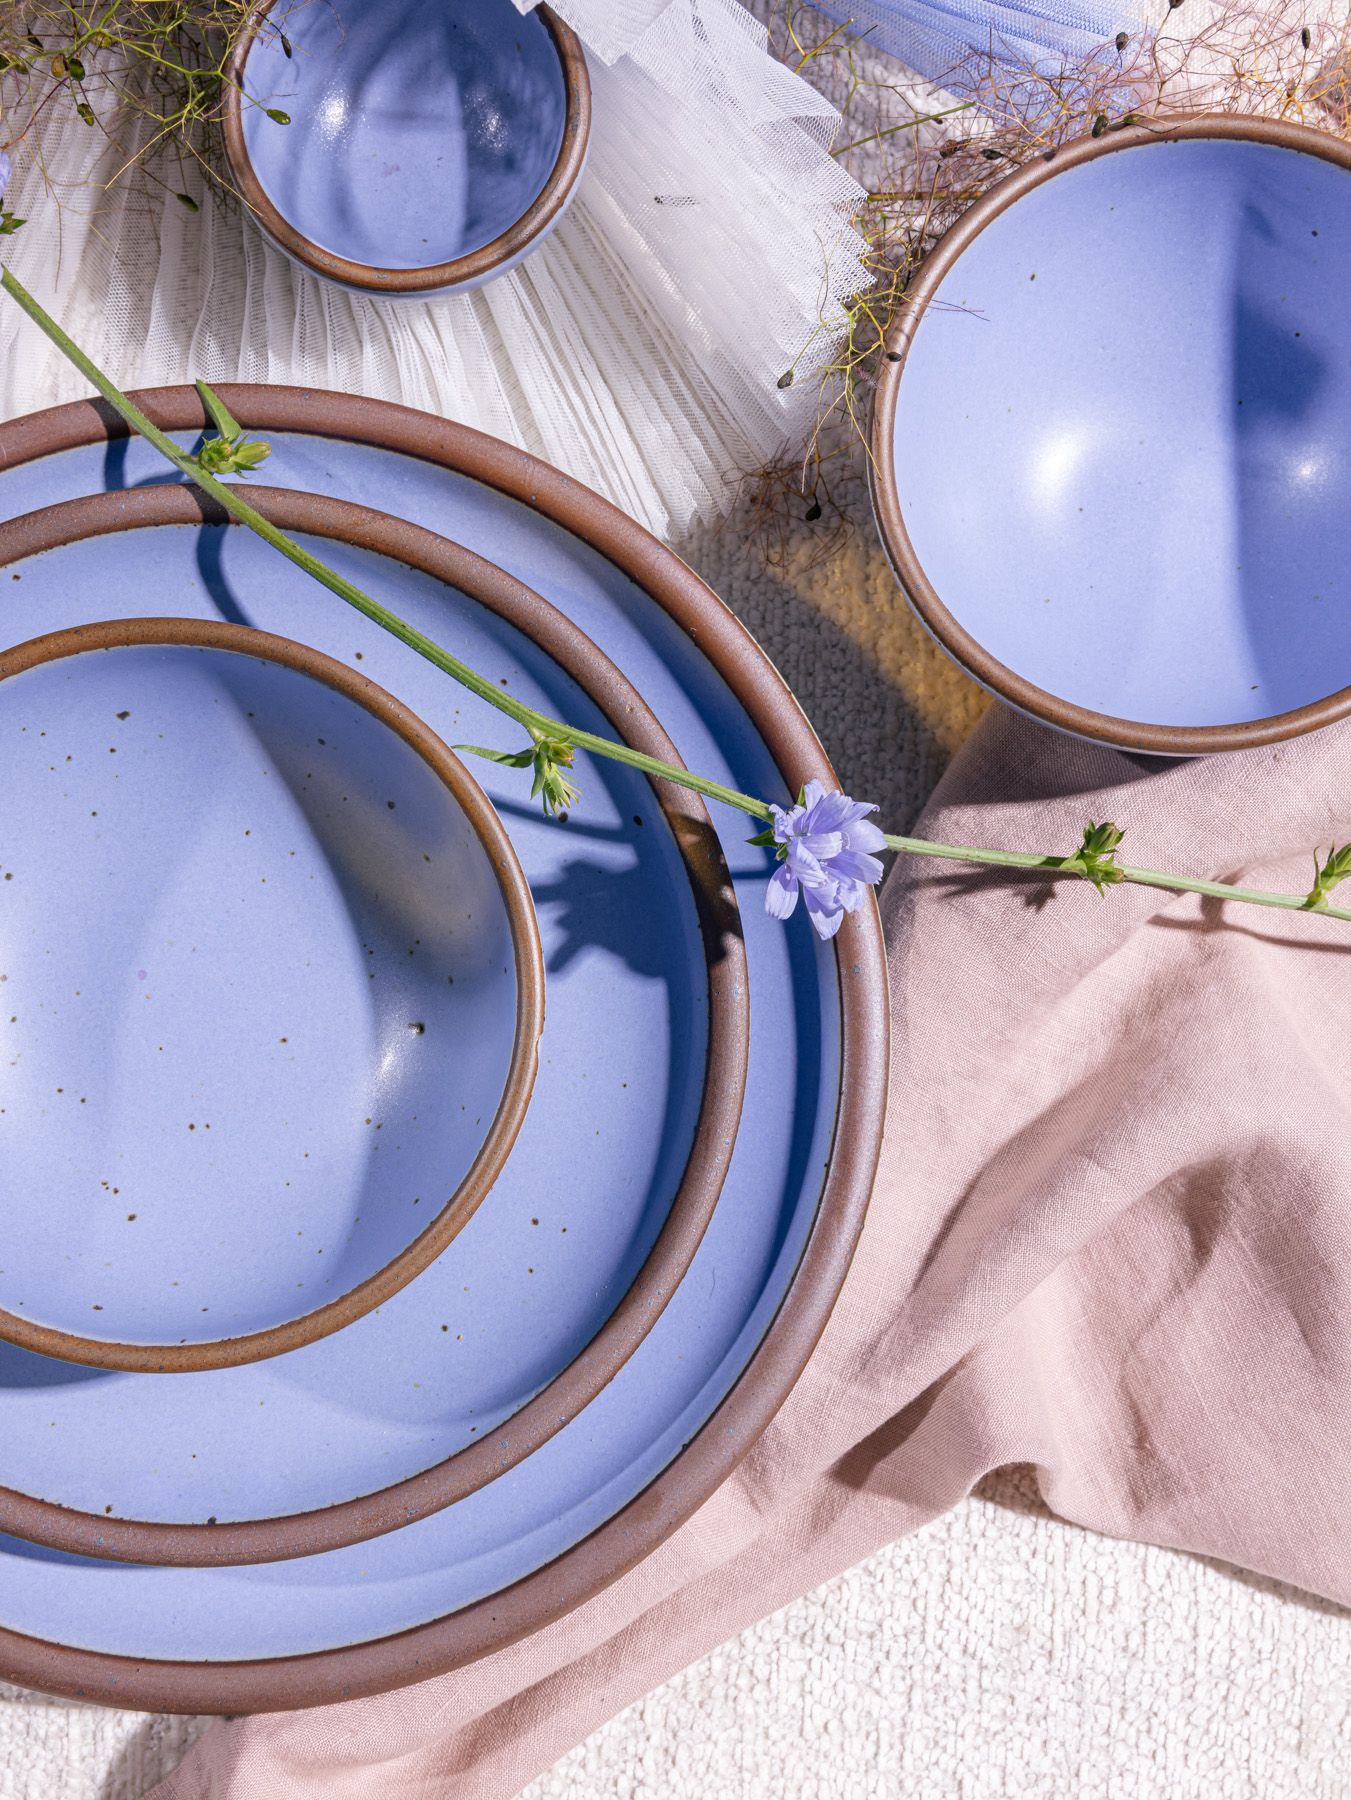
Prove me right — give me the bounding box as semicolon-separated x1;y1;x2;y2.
153;704;1351;1798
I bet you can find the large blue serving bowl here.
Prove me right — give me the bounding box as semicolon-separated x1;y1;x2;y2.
223;0;590;296
871;116;1351;755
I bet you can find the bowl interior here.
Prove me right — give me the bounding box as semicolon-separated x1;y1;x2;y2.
239;0;569;271
0;640;521;1351
892;136;1351;730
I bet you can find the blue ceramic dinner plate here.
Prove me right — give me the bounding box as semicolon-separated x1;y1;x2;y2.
0;392;887;1712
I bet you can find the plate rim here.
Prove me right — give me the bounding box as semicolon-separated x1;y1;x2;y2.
868;112;1351;756
0;387;888;1712
0;484;750;1563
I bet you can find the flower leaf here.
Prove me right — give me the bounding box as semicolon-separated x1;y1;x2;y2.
453;741;537;770
1064;820;1125;894
191;380;271;478
195;379;242;442
1303;844;1351;911
455;735;580;812
529;737;581;817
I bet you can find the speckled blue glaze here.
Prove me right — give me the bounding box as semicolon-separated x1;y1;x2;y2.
239;0;569;274
0;430;841;1662
892;137;1351;728
0;528;707;1520
0;639;521;1352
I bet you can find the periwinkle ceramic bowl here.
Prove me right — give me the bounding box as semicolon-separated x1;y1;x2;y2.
871;116;1351;755
0;618;544;1372
222;0;590;296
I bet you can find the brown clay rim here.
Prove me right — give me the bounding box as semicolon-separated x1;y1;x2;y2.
0;484;750;1559
0;387;887;1713
221;1;591;295
0;607;546;1374
869;112;1351;757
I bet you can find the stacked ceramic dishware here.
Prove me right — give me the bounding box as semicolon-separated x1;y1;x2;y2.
0;379;887;1711
0;0;890;1716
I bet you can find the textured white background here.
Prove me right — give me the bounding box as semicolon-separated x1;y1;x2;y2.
4;1470;1350;1796
2;2;1349;1793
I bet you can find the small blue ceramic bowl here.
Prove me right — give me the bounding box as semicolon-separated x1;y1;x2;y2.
871;116;1351;755
223;0;590;297
0;619;543;1371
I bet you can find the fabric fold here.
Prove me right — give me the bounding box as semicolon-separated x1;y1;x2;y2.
152;701;1351;1797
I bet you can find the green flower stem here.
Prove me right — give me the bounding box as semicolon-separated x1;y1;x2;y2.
0;265;772;824
883;835;1351;924
6;263;1350;931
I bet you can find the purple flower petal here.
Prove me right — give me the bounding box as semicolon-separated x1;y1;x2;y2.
832;848;884;886
784;841;826;884
795;829;844;865
801;884;846;939
0;151;10;203
764;863;800;920
844;819;887;855
805;789;873;835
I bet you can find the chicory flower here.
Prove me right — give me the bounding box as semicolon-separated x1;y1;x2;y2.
762;779;886;940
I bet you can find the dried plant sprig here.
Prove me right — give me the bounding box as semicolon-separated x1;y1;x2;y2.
0;2;297;210
5;262;1351;934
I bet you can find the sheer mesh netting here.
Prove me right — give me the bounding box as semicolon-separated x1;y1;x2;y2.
805;0;1143;87
0;0;869;539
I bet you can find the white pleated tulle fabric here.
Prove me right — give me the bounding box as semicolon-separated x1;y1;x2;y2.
0;1;867;539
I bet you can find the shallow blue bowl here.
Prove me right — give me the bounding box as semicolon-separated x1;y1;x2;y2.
224;0;590;296
871;116;1351;755
0;619;543;1372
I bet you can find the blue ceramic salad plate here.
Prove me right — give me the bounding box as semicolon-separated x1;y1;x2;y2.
0;390;888;1712
224;0;591;295
872;115;1351;755
0;614;544;1373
